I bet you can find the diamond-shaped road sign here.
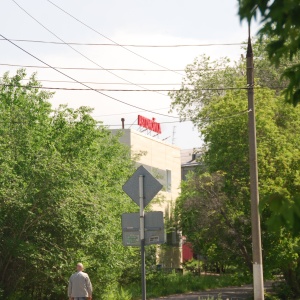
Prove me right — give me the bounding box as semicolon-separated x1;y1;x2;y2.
122;165;163;207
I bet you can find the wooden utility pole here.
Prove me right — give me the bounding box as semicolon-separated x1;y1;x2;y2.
246;27;264;300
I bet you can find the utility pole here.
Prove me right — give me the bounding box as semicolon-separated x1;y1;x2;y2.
246;26;264;300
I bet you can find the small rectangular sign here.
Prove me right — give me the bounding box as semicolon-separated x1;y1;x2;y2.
145;211;165;245
122;211;165;246
124;232;140;246
149;236;159;243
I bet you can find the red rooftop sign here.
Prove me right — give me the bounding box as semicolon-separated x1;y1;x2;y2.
138;115;161;134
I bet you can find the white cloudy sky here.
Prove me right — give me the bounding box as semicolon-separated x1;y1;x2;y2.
0;0;260;149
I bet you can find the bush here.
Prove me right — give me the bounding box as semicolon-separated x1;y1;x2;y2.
124;271;249;299
105;287;132;300
272;281;296;300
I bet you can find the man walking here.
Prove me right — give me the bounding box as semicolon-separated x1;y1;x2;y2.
68;263;93;300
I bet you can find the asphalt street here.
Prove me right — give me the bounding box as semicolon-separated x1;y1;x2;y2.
150;281;274;300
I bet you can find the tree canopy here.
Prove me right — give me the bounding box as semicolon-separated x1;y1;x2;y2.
171;40;300;296
0;70;138;299
238;0;300;106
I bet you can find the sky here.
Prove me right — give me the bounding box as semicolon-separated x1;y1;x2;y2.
0;0;260;149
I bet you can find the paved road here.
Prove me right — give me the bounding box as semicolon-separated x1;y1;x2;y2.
150;281;273;300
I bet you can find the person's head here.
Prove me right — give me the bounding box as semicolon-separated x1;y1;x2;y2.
76;263;84;272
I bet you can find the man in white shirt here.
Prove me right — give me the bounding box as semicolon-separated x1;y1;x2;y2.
68;263;93;300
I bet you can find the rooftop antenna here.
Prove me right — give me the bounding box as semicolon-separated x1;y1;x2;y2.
172;126;176;144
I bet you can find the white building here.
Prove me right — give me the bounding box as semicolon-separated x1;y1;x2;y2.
111;128;182;269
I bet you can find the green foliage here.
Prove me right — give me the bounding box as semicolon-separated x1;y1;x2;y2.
272;281;297;300
170;46;300;296
264;293;280;300
182;259;203;275
125;272;246;299
118;245;157;288
251;37;297;93
0;70;138;299
238;0;300;106
105;287;132;300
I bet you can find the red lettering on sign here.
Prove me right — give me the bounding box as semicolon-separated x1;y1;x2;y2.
138;115;162;134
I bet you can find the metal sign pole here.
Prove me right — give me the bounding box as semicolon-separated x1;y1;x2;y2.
123;166;163;298
139;175;146;300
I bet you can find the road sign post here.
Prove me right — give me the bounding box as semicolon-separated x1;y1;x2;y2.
122;166;163;300
139;175;146;300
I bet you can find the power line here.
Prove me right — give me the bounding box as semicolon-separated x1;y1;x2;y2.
0;38;246;48
46;0;183;76
0;109;249;126
92;107;170;118
0;77;188;86
11;0;167;97
104;109;250;126
0;63;224;72
0;83;253;91
0;33;178;119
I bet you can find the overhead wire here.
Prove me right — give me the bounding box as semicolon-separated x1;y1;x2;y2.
0;38;246;48
11;0;168;97
92;108;170;117
104;109;250;126
0;77;189;86
0;83;254;91
45;0;184;76
0;33;178;119
0;109;249;126
0;62;226;72
128;118;137;129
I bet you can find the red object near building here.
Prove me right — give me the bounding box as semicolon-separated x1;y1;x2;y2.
138;115;162;134
182;237;194;262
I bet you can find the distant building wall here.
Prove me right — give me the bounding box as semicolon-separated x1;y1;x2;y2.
111;129;182;268
181;149;202;180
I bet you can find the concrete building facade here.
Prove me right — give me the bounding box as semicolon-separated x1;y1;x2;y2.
112;128;182;269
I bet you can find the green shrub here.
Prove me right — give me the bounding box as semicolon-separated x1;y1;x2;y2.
272;281;296;300
264;292;280;300
124;272;249;299
105;287;132;300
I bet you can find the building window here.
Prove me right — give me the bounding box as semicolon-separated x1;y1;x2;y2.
166;169;171;192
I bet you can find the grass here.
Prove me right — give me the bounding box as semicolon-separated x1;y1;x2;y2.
118;272;249;299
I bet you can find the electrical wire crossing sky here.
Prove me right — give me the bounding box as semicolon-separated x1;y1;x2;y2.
0;0;260;149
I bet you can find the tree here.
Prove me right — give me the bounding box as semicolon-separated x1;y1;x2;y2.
238;0;300;106
176;171;252;274
170;48;300;296
0;70;137;299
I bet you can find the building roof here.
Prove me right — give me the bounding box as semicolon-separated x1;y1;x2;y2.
111;128;180;150
181;149;202;164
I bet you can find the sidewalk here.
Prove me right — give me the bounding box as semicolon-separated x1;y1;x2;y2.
150;281;273;300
